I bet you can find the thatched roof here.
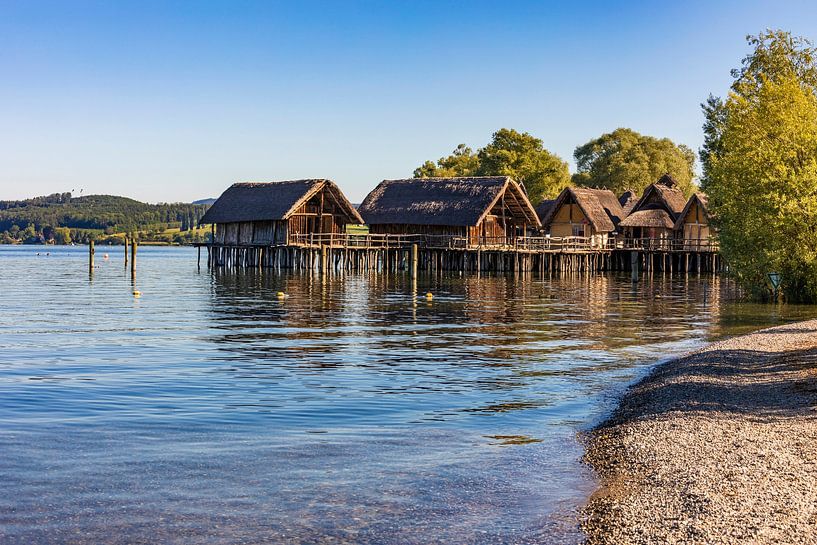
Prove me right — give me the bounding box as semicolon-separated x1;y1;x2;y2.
673;193;711;230
629;174;688;220
535;199;556;223
618;189;638;215
619;209;675;229
358;177;540;227
200;180;363;224
539;187;625;233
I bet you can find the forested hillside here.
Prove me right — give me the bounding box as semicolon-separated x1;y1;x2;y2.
0;193;210;244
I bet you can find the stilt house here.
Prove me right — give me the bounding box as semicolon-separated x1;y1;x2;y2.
674;193;716;250
357;177;540;247
618;174;688;247
200;180;363;246
539;187;625;248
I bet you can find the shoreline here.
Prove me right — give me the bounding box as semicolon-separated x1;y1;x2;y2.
581;319;817;544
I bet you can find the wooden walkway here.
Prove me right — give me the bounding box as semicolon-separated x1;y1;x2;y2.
195;234;720;274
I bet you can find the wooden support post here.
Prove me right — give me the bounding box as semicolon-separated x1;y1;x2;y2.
89;239;95;272
411;243;418;279
630;251;638;282
321;244;328;275
130;240;138;275
124;237;129;266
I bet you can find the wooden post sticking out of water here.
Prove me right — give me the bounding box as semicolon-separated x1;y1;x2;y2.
411;244;418;279
130;240;137;275
630;251;638;282
89;240;95;271
124;237;129;266
320;244;328;274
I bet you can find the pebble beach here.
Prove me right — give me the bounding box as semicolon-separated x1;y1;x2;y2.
582;319;817;544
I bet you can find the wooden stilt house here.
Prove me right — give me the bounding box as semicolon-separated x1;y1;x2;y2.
538;187;625;248
357;177;540;248
674;193;716;250
618;174;688;248
200;180;363;246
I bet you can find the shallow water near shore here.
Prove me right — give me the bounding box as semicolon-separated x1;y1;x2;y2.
2;245;816;544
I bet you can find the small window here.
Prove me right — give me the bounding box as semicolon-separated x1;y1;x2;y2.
572;224;585;237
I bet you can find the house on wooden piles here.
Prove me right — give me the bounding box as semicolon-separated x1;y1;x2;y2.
538;187;626;249
199;180;363;247
356;176;540;248
617;174;688;249
674;193;716;250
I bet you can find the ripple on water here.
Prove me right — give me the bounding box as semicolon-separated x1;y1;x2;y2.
2;245;816;544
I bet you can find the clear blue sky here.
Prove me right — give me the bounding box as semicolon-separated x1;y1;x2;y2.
1;1;816;203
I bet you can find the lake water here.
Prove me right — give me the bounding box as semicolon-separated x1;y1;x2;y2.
2;245;815;544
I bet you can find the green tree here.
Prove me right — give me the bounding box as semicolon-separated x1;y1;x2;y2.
572;128;696;196
413;144;480;178
476;129;570;204
412;129;570;204
701;30;817;302
53;227;72;245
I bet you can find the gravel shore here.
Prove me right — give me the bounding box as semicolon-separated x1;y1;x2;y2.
582;319;817;544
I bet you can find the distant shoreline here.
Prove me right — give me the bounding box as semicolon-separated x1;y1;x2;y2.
581;320;817;544
0;241;191;247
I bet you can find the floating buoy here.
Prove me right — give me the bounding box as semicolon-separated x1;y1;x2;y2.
103;253;109;259
133;290;141;297
425;292;433;300
276;291;286;299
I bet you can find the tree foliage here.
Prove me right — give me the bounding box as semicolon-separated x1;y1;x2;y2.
413;144;479;178
572;128;696;196
701;30;817;302
0;193;210;245
413;129;570;204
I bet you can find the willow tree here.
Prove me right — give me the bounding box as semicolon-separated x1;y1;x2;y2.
572;128;696;196
413;129;570;205
701;30;817;302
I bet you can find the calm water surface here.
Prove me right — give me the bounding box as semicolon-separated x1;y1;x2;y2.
2;245;815;544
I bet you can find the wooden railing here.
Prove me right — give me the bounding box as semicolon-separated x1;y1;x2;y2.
614;238;719;252
289;233;424;249
240;233;718;253
288;234;601;252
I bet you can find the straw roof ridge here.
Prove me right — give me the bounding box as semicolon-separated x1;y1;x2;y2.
535;199;556;223
200;179;363;224
630;177;688;220
673;192;711;230
618;189;638;215
539;186;624;232
656;173;679;188
619;208;675;229
357;177;540;227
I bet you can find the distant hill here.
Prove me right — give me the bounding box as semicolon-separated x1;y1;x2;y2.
0;193;210;244
192;198;217;205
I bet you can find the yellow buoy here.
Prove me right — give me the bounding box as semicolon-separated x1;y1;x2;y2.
425;292;433;300
276;291;286;299
133;290;141;297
